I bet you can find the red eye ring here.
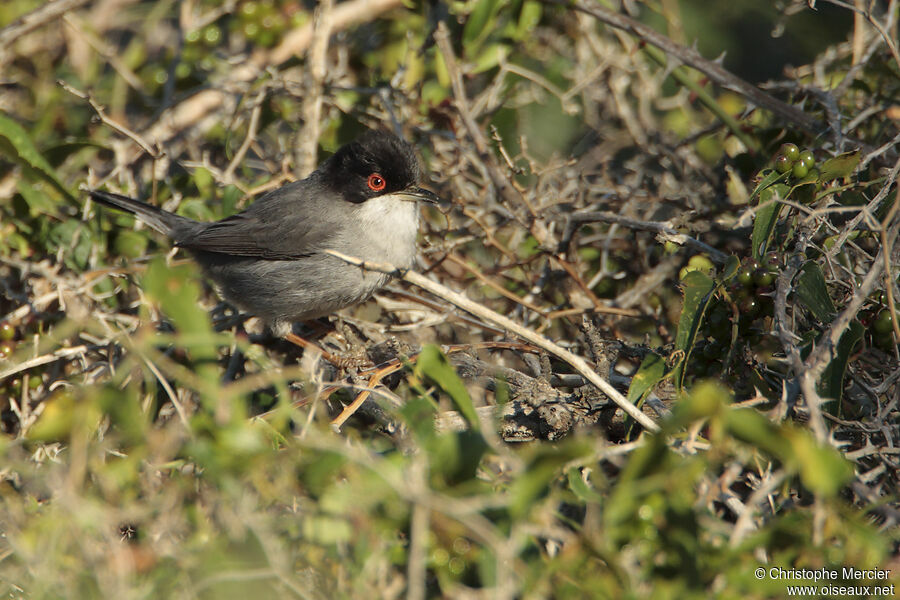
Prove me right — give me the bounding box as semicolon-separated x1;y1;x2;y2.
367;173;386;192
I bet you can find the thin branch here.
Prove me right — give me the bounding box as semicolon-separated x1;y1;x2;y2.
819;0;900;71
296;0;334;177
223;93;265;183
0;0;91;51
557;0;827;137
138;0;404;162
561;211;730;263
59;80;163;160
805;193;900;378
0;345;90;382
325;250;661;433
433;22;541;233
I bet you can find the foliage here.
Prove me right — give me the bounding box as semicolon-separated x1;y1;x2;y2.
1;0;899;598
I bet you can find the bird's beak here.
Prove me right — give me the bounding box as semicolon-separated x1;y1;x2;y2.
398;186;441;204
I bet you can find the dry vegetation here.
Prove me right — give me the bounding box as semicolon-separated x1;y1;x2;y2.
0;0;899;597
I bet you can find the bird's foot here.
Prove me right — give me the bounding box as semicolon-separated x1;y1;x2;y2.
284;332;374;369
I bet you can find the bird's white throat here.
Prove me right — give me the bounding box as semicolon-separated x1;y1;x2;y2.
345;194;420;269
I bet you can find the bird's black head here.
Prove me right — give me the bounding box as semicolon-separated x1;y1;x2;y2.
319;130;422;204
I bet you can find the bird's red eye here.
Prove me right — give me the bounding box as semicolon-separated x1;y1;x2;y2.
367;173;386;191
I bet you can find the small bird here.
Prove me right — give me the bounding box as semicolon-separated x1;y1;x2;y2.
89;130;438;336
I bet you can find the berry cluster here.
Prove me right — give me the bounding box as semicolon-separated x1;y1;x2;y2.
0;321;14;360
861;292;897;352
773;143;817;180
685;255;781;384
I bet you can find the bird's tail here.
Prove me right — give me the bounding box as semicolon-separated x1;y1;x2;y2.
88;190;192;237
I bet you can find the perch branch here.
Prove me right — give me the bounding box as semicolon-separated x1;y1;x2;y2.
324;250;661;433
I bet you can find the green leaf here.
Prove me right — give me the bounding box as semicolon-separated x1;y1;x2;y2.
509;439;592;518
415;345;480;432
796;261;836;322
818;320;864;407
428;430;488;488
515;1;542;39
400;395;438;442
176;197;216;222
49;220;94;269
724;408;790;459
819;150;861;181
16;180;56;216
721;254;741;280
751;183;789;259
784;428;853;497
114;229;149;259
221;184;243;217
625;352;666;406
673;270;716;389
748;168;788;203
141;258;218;381
471;43;511;75
790;180;817;205
566;467;604;503
676;380;729;422
0;112;75;204
463;0;503;50
43;139;105;167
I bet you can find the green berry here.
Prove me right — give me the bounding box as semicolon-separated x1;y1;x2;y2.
799;150;815;169
874;332;895;352
152;68;168;86
779;143;800;162
741;297;760;318
0;341;13;360
202;25;221;46
0;322;14;341
753;269;775;287
240;1;259;19
791;163;809;179
874;310;895;335
774;155;792;173
688;254;715;273
737;268;754;287
242;22;259;39
175;63;192;80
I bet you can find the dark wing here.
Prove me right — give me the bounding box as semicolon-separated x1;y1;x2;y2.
173;180;336;260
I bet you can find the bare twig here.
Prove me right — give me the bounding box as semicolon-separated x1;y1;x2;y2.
558;0;827;137
0;345;90;382
0;0;91;51
819;0;900;72
222;93;265;184
137;0;404;162
59;80;162;159
331;361;402;429
434;22;543;238
806;194;900;379
561;211;730;264
325;250;661;433
296;0;334;177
